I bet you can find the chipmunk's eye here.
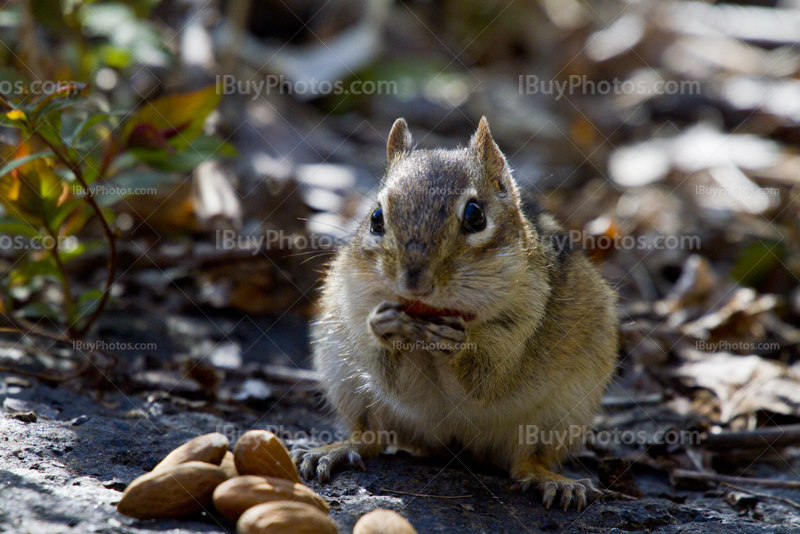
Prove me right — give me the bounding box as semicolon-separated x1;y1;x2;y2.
370;206;385;235
462;200;486;233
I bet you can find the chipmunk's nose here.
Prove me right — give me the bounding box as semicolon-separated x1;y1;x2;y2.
399;266;433;297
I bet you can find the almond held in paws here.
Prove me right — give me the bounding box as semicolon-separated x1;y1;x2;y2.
236;501;337;534
400;298;476;322
354;509;418;534
117;462;228;519
233;430;301;483
213;475;330;520
151;432;230;473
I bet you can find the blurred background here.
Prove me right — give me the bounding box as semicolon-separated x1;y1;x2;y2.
1;0;800;526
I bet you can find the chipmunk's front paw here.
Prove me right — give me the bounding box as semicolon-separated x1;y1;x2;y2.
368;301;412;347
511;457;599;512
418;316;467;357
368;301;467;356
291;441;367;484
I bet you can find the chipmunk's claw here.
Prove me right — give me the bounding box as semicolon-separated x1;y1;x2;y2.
292;442;366;484
289;445;309;465
559;483;575;511
511;467;596;512
522;478;591;511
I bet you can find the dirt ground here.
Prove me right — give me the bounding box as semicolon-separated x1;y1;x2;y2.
2;359;799;533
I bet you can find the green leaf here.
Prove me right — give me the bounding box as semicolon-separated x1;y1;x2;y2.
79;3;168;67
126;135;235;172
123;86;221;150
60;239;104;263
66;113;112;146
0;218;41;238
13;259;62;283
91;169;180;206
60;203;95;237
0;151;56;181
0;152;65;227
48;197;85;230
0;113;26;129
34;93;86;121
33;119;64;149
99;45;132;69
110;169;182;189
191;135;237;157
17;301;60;320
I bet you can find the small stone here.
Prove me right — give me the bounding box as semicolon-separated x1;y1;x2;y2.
232;379;273;402
103;480;127;492
9;411;36;423
209;342;243;370
71;415;90;426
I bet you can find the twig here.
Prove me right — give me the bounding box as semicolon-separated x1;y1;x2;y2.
721;482;800;511
44;222;76;339
598;488;638;502
0;319;70;343
0;327;90;381
221;0;253;68
673;469;800;489
0;361;90;382
380;488;472;500
702;425;800;451
19;0;43;80
602;393;663;408
0;326;118;382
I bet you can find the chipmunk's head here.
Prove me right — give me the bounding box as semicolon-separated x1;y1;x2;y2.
354;117;546;323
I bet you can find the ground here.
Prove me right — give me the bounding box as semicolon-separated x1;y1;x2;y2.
2;380;798;534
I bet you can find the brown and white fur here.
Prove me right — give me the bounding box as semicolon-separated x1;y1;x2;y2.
292;117;618;511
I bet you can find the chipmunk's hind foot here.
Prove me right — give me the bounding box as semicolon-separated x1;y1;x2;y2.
511;457;599;512
291;441;369;484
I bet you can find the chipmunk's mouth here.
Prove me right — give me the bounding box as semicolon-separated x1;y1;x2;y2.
398;298;476;322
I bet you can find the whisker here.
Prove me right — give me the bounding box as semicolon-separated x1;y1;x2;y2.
299;216;359;235
287;249;340;257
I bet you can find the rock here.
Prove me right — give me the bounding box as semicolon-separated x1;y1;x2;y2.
0;380;793;533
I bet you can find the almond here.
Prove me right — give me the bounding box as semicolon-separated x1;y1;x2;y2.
117;462;228;519
354;509;418;534
233;430;300;483
213;475;329;520
236;501;337;534
152;432;229;473
220;450;238;479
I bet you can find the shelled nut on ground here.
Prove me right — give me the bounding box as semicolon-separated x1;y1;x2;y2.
152;432;230;473
354;509;418;534
233;430;301;483
117;461;228;519
213;475;329;520
236;501;337;534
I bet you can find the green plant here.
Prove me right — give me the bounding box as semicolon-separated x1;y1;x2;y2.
0;80;233;339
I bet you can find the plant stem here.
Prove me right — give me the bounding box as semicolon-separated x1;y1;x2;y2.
0;91;117;340
40;139;116;339
44;222;76;339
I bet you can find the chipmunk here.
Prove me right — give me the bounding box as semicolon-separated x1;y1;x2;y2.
291;117;619;511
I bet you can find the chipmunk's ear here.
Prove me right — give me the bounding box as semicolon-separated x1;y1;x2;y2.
387;118;413;163
469;116;508;192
